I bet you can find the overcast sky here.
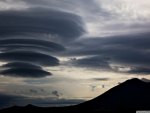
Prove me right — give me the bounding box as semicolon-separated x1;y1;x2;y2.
0;0;150;109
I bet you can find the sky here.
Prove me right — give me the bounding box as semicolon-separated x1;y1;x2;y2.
0;0;150;109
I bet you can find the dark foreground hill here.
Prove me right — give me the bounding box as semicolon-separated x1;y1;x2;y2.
1;78;150;113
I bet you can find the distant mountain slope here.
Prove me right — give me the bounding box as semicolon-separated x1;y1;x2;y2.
77;78;150;111
1;78;150;113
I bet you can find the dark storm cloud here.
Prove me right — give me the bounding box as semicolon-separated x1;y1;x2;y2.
0;51;59;66
0;8;85;43
1;62;42;69
67;33;150;74
127;67;150;75
0;7;86;77
22;0;112;21
66;33;150;55
72;56;110;69
0;39;65;53
0;67;51;77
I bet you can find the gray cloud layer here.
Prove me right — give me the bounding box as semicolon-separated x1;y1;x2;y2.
66;33;150;74
72;56;110;70
0;8;85;43
0;51;59;66
0;39;65;53
0;67;51;78
0;62;52;78
0;0;150;76
1;62;42;69
0;7;86;77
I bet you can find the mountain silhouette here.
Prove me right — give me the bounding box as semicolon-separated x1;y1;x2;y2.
77;78;150;112
1;78;150;113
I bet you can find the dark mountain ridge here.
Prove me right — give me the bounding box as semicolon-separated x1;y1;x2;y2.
78;78;150;111
1;78;150;113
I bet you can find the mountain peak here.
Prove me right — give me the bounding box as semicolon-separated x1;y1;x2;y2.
79;78;150;111
119;78;147;87
125;78;143;83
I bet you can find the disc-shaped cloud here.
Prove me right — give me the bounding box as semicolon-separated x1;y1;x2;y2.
0;7;85;77
0;8;85;43
0;68;51;78
1;62;42;69
0;39;65;53
0;51;59;66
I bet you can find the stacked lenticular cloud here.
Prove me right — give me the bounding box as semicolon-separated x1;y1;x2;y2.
0;8;85;77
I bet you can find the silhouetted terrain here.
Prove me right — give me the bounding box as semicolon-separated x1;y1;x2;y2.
1;78;150;113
